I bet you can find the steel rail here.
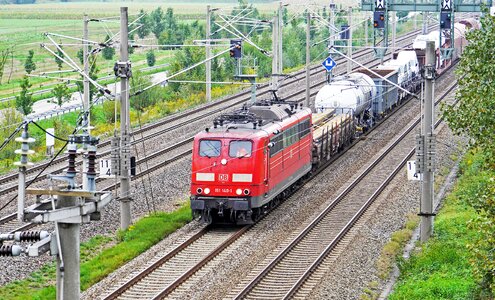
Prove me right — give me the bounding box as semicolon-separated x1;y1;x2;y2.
103;227;210;299
0;36;413;198
0;26;428;194
283;83;460;299
233;78;459;300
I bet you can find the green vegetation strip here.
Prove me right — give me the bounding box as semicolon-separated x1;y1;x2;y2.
388;151;490;300
0;204;192;300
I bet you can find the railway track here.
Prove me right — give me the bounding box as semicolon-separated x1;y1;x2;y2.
0;26;443;243
230;79;459;300
97;65;459;300
103;226;250;300
0;26;433;200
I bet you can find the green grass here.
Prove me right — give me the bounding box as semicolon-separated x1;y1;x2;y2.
388;156;482;300
0;203;192;300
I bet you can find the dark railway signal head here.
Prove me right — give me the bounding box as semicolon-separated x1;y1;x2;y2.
373;11;385;29
440;11;452;29
230;39;242;58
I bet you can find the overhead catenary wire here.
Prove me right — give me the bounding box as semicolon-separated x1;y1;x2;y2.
0;122;26;153
30;120;70;142
0;119;81;215
131;111;156;214
331;46;419;99
131;45;236;96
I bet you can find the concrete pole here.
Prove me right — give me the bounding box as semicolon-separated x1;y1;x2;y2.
278;2;283;77
391;11;396;58
420;41;435;243
305;13;311;110
56;194;80;300
271;15;278;91
414;12;417;30
82;14;90;190
119;7;132;230
206;5;212;102
328;1;335;83
422;12;428;34
364;12;368;47
83;15;90;128
17;167;25;221
347;6;353;75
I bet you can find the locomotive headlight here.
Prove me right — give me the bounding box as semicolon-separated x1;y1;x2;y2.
196;188;203;194
204;188;211;195
221;159;227;165
236;188;242;195
243;189;250;195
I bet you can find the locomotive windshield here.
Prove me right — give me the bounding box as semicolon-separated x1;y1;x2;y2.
199;140;221;157
229;140;252;158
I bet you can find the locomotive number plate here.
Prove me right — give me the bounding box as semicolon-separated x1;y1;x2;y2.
219;174;229;181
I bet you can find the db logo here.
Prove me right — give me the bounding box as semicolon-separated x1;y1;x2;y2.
219;174;229;181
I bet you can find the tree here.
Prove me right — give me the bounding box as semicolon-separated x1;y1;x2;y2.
102;35;115;60
76;48;84;64
151;7;165;39
397;11;409;22
54;47;64;70
0;108;23;160
130;71;160;111
443;12;495;165
0;47;12;84
15;76;33;115
136;9;151;39
75;53;99;102
52;83;70;107
24;49;36;74
146;50;156;67
442;10;495;296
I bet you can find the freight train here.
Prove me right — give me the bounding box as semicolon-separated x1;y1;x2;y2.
189;17;478;224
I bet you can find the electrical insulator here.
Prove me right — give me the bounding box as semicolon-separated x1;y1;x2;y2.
230;39;242;58
14;231;49;242
0;245;22;257
14;124;35;169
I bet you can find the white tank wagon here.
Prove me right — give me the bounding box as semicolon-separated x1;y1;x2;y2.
314;73;377;119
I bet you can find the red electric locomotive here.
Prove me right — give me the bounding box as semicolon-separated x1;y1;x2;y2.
190;101;312;224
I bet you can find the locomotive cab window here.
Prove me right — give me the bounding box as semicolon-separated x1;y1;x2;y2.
229;140;252;158
199;140;221;157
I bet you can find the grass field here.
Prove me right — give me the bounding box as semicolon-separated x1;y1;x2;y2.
0;0;360;99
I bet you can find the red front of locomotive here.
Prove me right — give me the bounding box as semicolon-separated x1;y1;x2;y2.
190;129;269;223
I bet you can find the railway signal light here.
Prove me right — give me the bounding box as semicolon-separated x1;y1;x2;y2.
230;39;242;58
340;25;350;40
373;11;385;29
440;11;452;29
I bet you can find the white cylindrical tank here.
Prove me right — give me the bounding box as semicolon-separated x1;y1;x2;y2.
413;31;444;50
314;73;377;116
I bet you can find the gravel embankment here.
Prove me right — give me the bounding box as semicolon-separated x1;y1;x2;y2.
1;60;457;296
82;83;455;299
307;124;466;300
